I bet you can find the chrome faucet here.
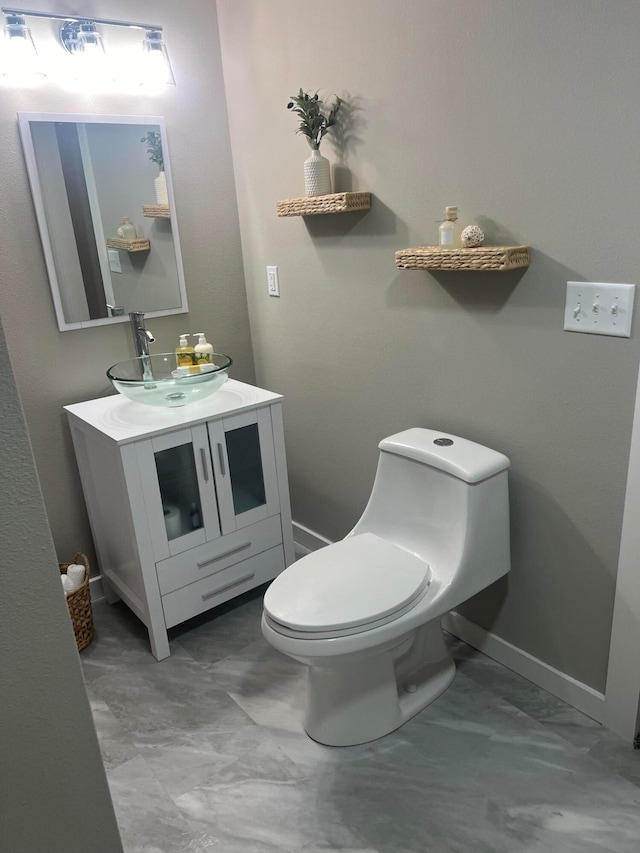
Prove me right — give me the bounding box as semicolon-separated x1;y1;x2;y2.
129;312;156;359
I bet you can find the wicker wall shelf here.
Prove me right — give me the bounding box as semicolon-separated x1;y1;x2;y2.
106;237;151;253
395;245;531;272
142;204;171;218
277;191;371;217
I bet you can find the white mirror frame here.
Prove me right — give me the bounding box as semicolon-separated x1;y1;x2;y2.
18;112;188;332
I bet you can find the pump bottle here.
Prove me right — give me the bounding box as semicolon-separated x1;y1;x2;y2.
175;334;195;367
193;333;213;364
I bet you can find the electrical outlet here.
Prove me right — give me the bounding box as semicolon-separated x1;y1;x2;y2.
267;265;280;297
564;281;635;338
108;249;122;274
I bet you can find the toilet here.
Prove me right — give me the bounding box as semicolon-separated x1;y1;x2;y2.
262;427;511;746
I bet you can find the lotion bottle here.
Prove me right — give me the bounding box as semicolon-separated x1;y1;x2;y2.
175;333;195;367
193;333;213;364
438;206;462;248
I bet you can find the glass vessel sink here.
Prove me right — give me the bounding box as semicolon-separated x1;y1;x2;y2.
107;353;232;408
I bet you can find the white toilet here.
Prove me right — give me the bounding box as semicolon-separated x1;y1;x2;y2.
262;427;511;747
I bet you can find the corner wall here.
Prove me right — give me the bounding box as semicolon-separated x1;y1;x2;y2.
217;0;640;694
0;315;123;852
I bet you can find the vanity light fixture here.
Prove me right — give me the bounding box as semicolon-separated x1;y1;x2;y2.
1;8;175;87
2;13;44;83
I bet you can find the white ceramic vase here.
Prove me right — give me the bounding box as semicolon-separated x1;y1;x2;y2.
155;171;169;206
304;149;331;197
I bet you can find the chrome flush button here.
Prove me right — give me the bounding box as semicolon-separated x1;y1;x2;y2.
433;438;453;446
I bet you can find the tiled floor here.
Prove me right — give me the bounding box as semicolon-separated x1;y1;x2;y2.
82;590;640;852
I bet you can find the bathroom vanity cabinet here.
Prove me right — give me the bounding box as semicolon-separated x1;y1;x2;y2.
65;380;295;660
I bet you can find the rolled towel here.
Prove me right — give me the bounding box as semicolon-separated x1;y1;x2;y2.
66;564;86;590
61;574;75;596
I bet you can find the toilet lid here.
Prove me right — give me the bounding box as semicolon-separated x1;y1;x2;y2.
264;533;430;634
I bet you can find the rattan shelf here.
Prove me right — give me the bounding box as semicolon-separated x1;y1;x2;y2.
277;191;371;217
143;204;171;218
395;245;530;272
106;237;151;253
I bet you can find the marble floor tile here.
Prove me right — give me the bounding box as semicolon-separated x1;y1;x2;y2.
83;595;640;853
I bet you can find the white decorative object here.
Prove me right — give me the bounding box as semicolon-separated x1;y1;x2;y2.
61;574;75;596
66;563;86;590
304;149;331;197
154;171;169;206
461;225;485;248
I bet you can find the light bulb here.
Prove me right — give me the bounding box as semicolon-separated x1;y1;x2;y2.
2;14;44;85
140;30;175;87
68;21;113;87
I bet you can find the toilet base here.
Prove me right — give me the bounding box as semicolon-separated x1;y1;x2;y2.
303;620;456;747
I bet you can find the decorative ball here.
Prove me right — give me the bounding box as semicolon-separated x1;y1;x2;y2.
461;225;484;248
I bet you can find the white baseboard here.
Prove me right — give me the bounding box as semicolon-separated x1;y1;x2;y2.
89;574;105;603
292;520;606;724
442;611;605;723
292;520;332;558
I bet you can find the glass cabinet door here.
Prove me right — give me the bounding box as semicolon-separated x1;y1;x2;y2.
209;409;280;533
155;443;203;541
225;422;266;516
138;424;220;561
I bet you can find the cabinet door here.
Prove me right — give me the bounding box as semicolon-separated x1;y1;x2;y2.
208;408;280;534
137;424;221;562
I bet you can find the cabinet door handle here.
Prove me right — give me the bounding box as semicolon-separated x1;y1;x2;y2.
201;572;255;601
217;442;226;476
200;448;209;482
197;541;251;569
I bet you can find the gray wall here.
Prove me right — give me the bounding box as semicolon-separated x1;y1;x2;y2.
0;316;123;851
217;0;640;694
0;0;254;571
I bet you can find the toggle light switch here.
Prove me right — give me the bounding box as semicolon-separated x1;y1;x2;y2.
564;282;635;338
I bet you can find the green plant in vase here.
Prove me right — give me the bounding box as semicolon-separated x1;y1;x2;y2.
140;130;164;171
287;89;343;197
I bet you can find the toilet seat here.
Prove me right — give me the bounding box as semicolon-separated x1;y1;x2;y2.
264;533;431;639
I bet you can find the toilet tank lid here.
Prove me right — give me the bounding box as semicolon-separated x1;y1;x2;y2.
379;428;510;484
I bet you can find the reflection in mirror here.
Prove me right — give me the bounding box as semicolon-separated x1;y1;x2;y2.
18;113;188;331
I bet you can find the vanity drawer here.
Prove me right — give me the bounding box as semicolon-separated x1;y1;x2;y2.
155;515;282;595
161;545;285;628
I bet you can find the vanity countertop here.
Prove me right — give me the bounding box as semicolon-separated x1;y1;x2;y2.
64;379;283;445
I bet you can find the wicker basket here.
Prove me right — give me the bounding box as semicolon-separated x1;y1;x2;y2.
59;552;94;651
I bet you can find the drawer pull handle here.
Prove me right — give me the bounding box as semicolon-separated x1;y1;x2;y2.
197;541;251;569
201;572;255;601
217;442;226;476
200;448;209;482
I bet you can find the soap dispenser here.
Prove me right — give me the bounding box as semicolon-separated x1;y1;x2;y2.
193;333;213;364
438;206;462;248
175;334;195;367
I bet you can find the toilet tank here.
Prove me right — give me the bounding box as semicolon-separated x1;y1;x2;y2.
350;428;511;592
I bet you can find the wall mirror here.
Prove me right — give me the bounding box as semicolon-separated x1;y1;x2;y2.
18;113;188;331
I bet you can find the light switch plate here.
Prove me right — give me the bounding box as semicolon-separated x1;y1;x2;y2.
267;265;280;297
564;281;635;338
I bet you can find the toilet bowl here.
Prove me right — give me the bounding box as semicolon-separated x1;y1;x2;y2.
262;428;511;746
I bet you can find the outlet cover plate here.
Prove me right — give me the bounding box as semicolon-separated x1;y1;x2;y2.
564;281;635;338
108;249;122;274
